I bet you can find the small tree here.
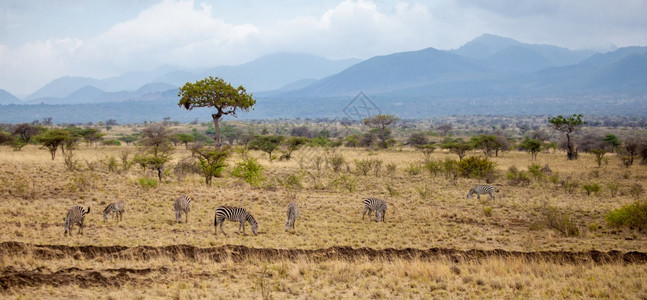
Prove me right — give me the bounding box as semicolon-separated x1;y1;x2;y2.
408;132;429;146
414;143;436;162
589;149;607;167
175;133;195;149
118;134;138;146
471;134;500;157
37;129;70;160
79;128;105;147
363;114;399;149
280;136;310;161
249;135;284;160
548;114;585;160
178;76;256;147
192;145;230;185
437;124;452;137
140;123;174;182
441;141;473;161
12;123;40;144
603;134;620;152
519;138;542;160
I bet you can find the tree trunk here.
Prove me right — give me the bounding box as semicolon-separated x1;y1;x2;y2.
566;133;578;160
211;111;223;148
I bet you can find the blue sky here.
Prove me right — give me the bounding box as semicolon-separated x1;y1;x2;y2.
1;0;646;96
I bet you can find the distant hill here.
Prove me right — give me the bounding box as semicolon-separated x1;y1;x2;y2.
23;53;361;103
0;89;22;104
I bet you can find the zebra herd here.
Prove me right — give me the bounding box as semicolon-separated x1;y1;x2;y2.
62;185;499;236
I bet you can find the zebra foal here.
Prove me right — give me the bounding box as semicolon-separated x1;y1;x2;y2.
174;195;192;223
63;205;90;236
214;206;259;236
362;198;387;222
466;185;499;200
285;202;299;231
102;201;125;222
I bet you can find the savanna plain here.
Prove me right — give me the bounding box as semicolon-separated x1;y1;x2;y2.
1;121;646;299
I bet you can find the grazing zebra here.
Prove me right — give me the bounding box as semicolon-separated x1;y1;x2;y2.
63;205;90;236
362;198;387;222
466;185;499;200
174;195;192;223
214;206;259;236
102;201;125;222
285;202;299;231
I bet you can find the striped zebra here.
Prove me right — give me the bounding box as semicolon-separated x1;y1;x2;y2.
174;195;192;223
466;185;499;200
102;201;125;222
362;198;387;222
214;206;259;236
63;205;90;236
285;202;299;231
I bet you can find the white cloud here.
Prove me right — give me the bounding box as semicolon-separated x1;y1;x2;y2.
1;0;647;96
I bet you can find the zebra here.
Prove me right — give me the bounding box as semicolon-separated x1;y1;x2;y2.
466;185;499;200
102;201;125;222
63;205;90;236
285;202;299;231
174;195;192;223
214;206;259;236
362;198;387;222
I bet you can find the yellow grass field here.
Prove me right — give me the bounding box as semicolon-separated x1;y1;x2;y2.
1;139;646;299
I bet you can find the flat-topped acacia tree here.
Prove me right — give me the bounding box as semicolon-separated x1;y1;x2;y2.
178;76;256;147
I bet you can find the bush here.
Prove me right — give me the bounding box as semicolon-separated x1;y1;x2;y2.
354;158;382;176
506;166;530;187
423;160;442;177
457;156;495;179
328;154;345;172
607;183;619;197
331;174;357;193
605;201;647;230
102;139;121;146
231;157;265;187
532;204;580;236
405;163;421;176
138;177;158;189
582;183;601;196
560;178;580;194
629;183;644;199
385;163;397;175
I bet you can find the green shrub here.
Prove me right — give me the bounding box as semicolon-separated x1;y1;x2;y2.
423;160;442;177
102;139;121;146
328;154;345;172
506;166;530;187
605;201;647;230
457;156;495;179
528;163;544;181
560;177;580;194
231;157;265;187
354;158;382;176
405;163;421;176
582;183;601;196
331;174;357;193
138;177;158;189
483;207;493;217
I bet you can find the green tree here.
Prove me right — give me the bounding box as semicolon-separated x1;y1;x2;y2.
603;134;620;152
175;133;195;149
548;114;585;160
192;146;230;185
471;134;500;157
249;135;285;160
363;114;399;149
37;129;70;160
79;128;105;147
441;140;473;161
414;143;436;162
280;136;310;160
0;130;12;145
118;134;138;146
12;123;41;144
178;76;256;147
519;138;542;160
589;149;607;167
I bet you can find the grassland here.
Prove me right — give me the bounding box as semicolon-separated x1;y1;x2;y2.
1;136;646;298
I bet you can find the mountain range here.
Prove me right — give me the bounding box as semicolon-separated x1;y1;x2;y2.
1;34;646;122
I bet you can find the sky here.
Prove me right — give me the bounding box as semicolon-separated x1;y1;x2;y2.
1;0;646;97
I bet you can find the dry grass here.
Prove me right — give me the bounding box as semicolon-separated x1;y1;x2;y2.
1;141;646;298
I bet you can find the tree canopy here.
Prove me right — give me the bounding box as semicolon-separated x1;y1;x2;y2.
548;114;585;160
178;76;256;147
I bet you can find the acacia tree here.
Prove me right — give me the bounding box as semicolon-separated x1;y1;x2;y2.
37;129;70;160
548;114;585;160
363;114;399;149
138;123;174;182
519;138;542;160
178;76;255;147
